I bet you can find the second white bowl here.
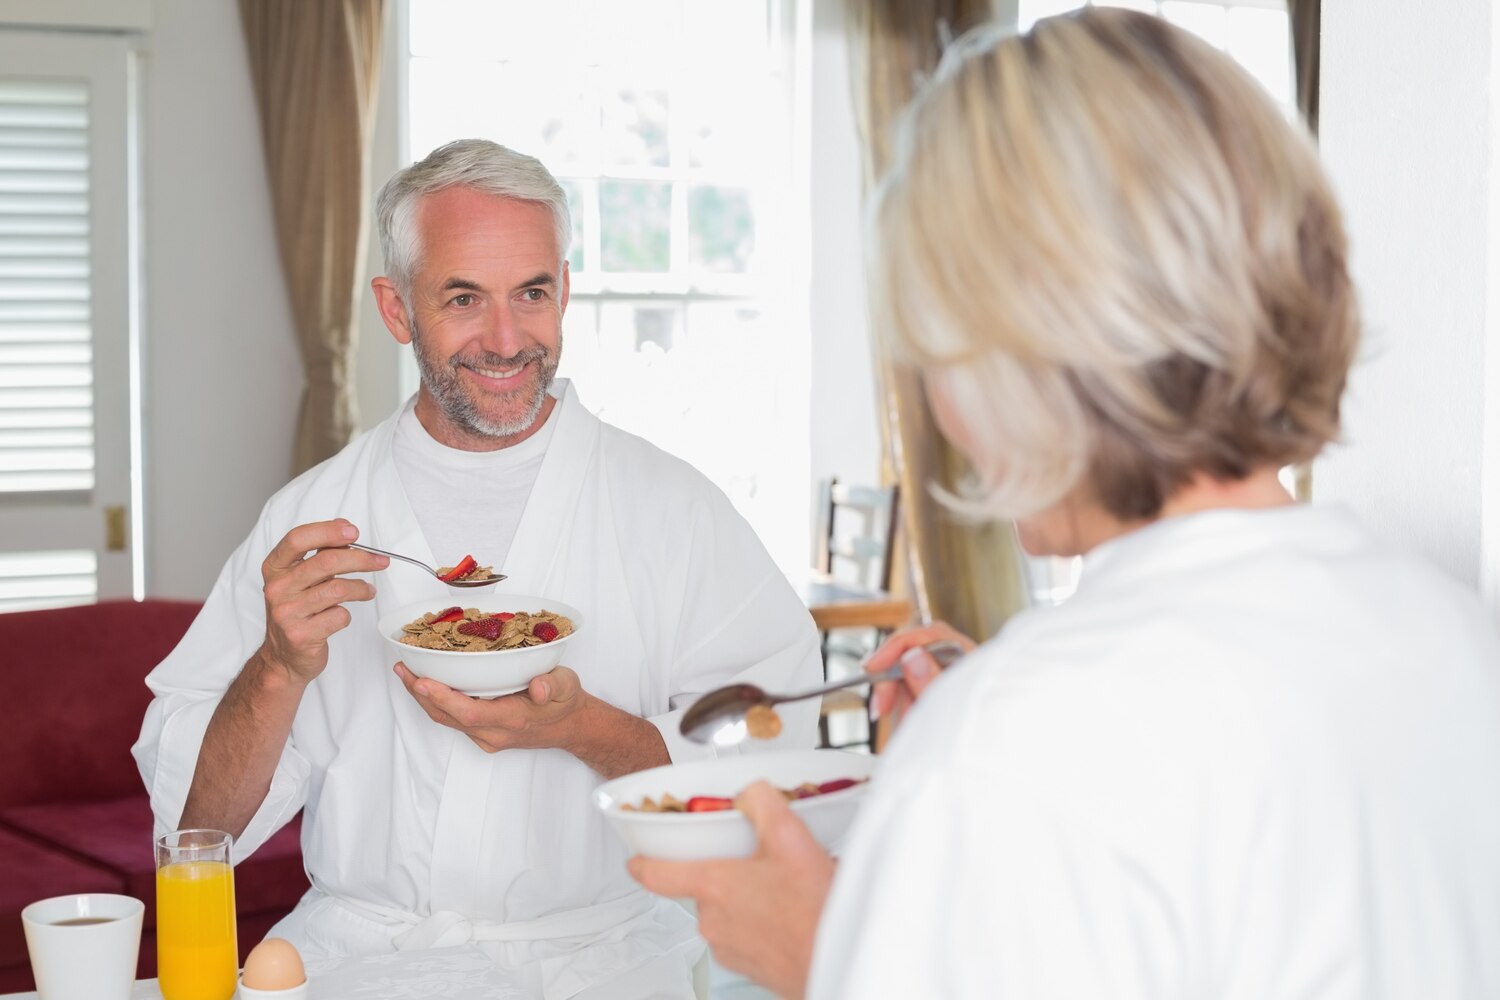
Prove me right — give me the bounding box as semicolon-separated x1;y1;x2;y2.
594;749;877;861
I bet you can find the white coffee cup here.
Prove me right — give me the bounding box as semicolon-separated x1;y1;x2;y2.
21;893;144;1000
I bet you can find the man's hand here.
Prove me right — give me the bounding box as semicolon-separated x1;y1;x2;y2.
628;782;834;1000
394;663;670;778
258;519;387;684
181;518;386;837
864;620;976;727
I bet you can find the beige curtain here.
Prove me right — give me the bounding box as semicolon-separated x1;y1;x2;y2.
1289;0;1319;502
239;0;385;474
845;0;1026;644
1289;0;1320;136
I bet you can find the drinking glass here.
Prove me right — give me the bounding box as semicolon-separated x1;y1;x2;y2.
155;829;238;1000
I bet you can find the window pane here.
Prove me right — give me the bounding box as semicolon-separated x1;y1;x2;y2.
1227;7;1293;107
1160;2;1228;49
599;180;670;272
1018;0;1086;30
559;178;587;272
689;185;754;273
587;0;682;70
407;57;506;159
1094;0;1157;12
601;85;669;169
684;80;764;173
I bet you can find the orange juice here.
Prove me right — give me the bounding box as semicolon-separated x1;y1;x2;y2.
156;860;238;1000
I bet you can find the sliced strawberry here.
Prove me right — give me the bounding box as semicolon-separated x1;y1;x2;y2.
685;796;734;813
438;555;478;583
493;612;516;621
457;617;504;641
816;778;859;796
532;621;560;642
432;606;464;624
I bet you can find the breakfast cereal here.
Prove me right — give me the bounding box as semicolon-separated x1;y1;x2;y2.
398;607;573;653
621;777;865;814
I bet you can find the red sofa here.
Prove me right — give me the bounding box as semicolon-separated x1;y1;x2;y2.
0;600;309;992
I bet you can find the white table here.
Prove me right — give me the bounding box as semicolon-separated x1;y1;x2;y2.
5;945;531;999
5;946;778;999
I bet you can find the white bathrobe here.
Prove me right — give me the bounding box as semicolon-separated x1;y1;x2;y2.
810;504;1500;1000
134;382;822;999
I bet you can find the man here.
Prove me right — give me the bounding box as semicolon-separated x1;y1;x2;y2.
133;139;821;999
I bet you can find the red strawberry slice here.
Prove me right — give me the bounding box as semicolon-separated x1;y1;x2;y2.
494;612;516;621
457;617;504;641
438;555;478;583
685;796;734;813
532;621;560;642
432;606;464;624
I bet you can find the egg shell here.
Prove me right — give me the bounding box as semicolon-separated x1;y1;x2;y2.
241;937;306;990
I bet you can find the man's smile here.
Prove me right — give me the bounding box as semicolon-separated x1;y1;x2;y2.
462;359;530;382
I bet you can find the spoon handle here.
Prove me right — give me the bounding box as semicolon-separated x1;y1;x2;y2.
771;640;966;705
346;541;433;575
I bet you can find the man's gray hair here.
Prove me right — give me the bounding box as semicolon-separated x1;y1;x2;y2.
375;138;572;297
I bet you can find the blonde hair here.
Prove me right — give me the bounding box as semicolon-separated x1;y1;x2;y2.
873;9;1359;521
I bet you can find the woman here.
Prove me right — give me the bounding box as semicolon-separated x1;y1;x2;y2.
631;9;1500;999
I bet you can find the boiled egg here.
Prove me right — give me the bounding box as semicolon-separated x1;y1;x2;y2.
241;937;306;991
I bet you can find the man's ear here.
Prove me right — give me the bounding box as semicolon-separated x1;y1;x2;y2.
372;276;414;345
559;260;570;316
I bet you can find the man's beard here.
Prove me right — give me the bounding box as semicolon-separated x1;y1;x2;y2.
410;318;561;438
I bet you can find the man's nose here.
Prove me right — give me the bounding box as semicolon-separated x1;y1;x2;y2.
478;304;527;357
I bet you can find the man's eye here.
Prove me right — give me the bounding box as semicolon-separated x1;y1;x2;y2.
523;288;545;302
452;294;474;307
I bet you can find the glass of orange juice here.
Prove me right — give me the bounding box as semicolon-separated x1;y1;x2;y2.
154;829;238;1000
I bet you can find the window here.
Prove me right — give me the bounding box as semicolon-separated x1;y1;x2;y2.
403;0;807;570
0;30;137;610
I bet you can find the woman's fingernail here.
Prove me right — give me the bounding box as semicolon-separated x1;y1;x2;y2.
902;647;933;679
868;697;882;721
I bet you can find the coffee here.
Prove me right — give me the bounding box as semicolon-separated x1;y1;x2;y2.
52;917;115;926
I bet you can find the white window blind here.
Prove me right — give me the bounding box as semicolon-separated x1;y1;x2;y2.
0;548;95;612
0;78;94;495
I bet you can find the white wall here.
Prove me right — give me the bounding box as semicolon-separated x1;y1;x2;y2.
135;0;302;598
1317;0;1499;611
806;0;882;520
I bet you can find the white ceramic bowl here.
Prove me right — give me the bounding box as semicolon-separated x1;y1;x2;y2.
594;748;877;861
379;596;584;697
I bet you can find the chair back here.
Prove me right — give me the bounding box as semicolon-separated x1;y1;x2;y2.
816;477;900;593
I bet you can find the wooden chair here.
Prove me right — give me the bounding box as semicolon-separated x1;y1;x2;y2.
814;477;901;750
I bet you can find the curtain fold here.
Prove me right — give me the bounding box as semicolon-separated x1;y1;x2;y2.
845;0;1026;644
1289;0;1321;136
239;0;385;474
1289;0;1320;502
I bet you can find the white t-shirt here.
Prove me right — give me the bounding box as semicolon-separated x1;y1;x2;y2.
809;504;1500;1000
391;396;561;576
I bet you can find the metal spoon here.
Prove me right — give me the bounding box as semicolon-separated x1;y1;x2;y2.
679;640;967;745
346;542;507;587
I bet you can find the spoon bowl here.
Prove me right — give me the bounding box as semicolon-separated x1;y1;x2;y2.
679;640;965;745
348;542;505;588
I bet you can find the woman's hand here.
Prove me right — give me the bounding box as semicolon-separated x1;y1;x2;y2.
864;621;976;726
628;781;834;1000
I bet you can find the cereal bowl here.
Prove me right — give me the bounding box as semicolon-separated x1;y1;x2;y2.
378;595;584;697
594;748;877;861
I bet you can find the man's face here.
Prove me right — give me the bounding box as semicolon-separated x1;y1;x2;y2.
401;186;568;443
